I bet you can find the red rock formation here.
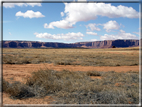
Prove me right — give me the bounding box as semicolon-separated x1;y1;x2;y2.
2;39;139;48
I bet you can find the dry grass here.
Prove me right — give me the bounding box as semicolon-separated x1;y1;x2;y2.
2;47;139;104
3;69;139;104
3;48;139;66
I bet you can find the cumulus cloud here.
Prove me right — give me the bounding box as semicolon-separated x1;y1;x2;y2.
26;3;41;7
86;32;97;36
102;20;120;32
45;3;139;29
34;32;84;41
86;20;120;32
86;23;101;31
44;20;74;29
2;0;42;8
15;10;45;19
100;30;138;40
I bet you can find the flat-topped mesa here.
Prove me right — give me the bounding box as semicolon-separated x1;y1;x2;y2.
2;39;139;48
71;39;139;48
112;40;139;47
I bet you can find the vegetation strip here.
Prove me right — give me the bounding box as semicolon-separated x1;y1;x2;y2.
3;48;139;66
3;69;139;104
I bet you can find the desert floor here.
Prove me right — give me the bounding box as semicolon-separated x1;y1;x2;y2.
3;63;139;104
2;47;140;105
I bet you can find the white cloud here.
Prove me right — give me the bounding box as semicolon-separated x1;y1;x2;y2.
90;39;97;41
133;32;139;35
86;23;101;31
26;3;41;7
44;20;74;29
34;32;84;41
37;40;42;42
86;32;97;36
15;10;45;19
45;3;139;29
2;0;42;8
86;20;120;32
102;20;120;32
100;30;138;40
120;29;125;33
61;12;64;17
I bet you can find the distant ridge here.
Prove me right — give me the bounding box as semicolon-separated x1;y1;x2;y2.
2;39;139;48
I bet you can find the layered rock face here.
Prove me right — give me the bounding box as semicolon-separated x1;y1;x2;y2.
111;40;139;47
2;39;139;48
72;40;139;48
2;41;76;48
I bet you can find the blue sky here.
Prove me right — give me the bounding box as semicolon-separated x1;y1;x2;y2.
3;1;140;43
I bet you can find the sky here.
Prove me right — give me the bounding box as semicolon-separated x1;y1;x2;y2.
2;0;140;43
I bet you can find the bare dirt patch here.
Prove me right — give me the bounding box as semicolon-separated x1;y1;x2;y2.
3;63;138;78
3;93;54;104
90;76;102;79
3;63;139;82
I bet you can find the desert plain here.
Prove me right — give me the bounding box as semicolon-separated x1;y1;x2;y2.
2;47;140;104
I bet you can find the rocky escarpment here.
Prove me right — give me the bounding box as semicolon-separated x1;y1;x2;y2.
2;39;139;48
72;39;139;48
2;41;76;48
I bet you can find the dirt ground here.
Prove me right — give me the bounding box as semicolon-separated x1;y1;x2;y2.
3;63;139;82
2;63;139;105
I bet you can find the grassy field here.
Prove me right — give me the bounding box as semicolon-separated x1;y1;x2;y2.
3;47;139;66
2;47;140;104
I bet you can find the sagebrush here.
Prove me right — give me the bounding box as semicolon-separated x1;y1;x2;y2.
3;69;139;104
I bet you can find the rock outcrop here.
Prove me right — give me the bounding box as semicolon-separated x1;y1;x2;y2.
72;39;139;48
2;39;139;48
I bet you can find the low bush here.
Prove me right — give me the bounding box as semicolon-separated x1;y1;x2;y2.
3;69;139;104
3;80;35;99
86;71;102;76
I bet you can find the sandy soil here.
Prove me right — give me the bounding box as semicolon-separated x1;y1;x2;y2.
2;63;139;105
3;63;139;82
3;93;54;104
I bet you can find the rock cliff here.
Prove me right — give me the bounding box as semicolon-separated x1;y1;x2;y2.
2;39;139;48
